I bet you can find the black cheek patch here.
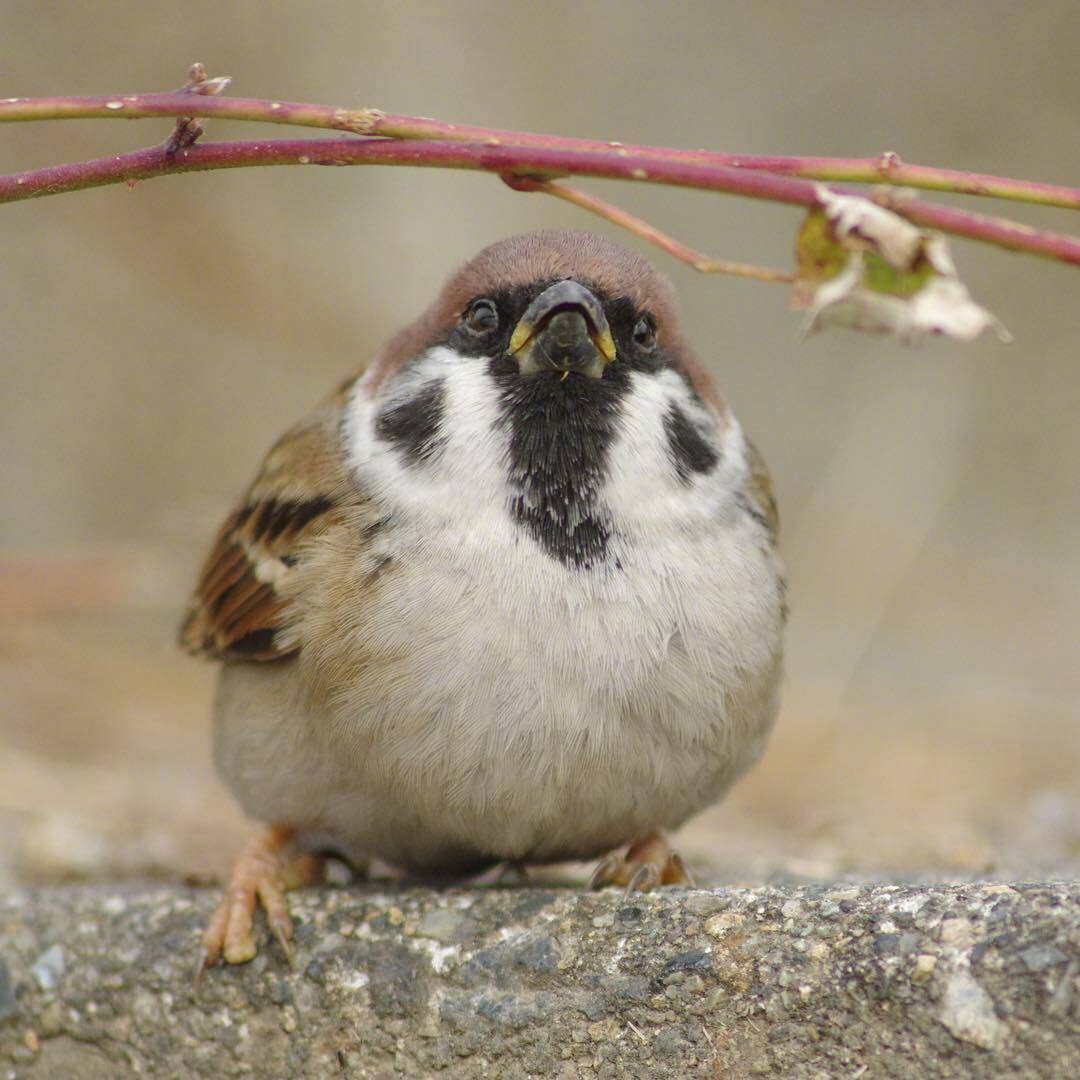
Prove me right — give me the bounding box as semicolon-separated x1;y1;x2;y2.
374;379;447;465
663;402;719;483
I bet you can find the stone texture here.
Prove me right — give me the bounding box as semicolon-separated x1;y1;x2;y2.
1;883;1078;1077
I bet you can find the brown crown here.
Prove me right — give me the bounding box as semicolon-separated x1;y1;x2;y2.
362;230;724;413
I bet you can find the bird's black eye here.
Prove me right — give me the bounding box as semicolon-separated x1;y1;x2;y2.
462;298;499;336
632;313;657;351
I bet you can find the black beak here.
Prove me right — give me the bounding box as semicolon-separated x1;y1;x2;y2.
508;280;616;379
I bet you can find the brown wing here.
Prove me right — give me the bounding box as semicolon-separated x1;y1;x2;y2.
179;391;359;661
743;437;780;546
741;436;787;622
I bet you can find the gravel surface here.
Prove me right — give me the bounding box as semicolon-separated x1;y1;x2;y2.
1;882;1078;1077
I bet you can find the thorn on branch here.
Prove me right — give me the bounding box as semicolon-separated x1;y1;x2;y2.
165;63;232;155
179;63;232;97
876;151;902;178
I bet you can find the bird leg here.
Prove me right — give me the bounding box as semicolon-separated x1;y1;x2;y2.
197;825;324;980
492;860;530;885
589;831;694;894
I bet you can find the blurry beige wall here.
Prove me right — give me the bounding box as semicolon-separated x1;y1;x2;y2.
2;1;1078;885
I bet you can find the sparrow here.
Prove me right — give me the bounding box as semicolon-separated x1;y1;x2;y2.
180;229;786;971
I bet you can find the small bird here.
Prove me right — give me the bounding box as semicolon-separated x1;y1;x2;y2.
181;230;786;971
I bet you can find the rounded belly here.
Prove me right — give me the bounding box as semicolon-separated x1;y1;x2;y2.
216;528;784;877
309;657;780;875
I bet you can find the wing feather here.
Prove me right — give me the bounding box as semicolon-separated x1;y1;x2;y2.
742;437;780;546
179;390;360;661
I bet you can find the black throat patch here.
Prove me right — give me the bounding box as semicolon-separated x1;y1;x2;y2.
490;357;630;570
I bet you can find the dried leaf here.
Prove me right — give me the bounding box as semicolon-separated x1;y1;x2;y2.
794;187;1010;344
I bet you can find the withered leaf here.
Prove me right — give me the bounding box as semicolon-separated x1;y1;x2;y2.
793;187;1010;344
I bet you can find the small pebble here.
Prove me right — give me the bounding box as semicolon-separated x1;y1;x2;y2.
940;971;1005;1050
30;945;65;992
1019;945;1068;973
38;1001;62;1037
0;957;17;1021
682;894;723;917
704;912;745;937
913;954;937;980
940;919;974;950
415;909;467;942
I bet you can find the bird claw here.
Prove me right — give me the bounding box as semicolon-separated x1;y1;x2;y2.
624;862;661;896
259;876;297;969
589;832;694;895
196;826;321;983
588;852;624;890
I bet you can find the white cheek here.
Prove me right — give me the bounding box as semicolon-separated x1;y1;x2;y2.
345;354;750;568
344;347;513;531
604;370;742;532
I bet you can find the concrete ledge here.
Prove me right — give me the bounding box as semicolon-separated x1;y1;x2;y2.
1;883;1078;1077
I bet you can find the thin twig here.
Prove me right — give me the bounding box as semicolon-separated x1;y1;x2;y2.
3;137;1078;266
505;174;794;283
0;91;384;136
2;93;1077;209
162;63;231;155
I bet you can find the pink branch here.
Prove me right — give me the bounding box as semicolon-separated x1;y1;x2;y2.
3;136;1078;267
2;93;1077;210
0;92;384;136
373;115;1080;211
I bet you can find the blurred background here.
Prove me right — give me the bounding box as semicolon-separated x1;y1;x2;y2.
2;1;1078;890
